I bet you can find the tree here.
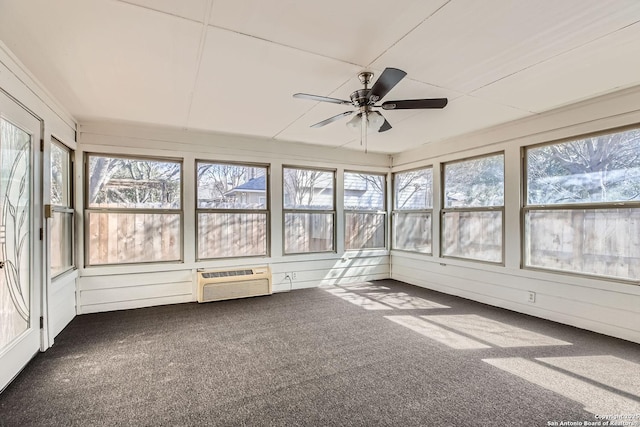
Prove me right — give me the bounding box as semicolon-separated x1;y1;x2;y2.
343;172;385;210
50;143;66;206
528;130;640;204
196;163;266;208
394;169;432;209
444;155;504;207
283;168;333;208
88;156;181;208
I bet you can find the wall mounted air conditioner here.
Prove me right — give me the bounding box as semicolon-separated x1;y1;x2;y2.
197;266;272;303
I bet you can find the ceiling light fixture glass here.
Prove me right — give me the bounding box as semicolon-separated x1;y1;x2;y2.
346;111;385;132
367;111;385;131
346;113;361;131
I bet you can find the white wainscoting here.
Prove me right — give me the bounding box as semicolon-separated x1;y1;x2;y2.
78;254;390;314
78;269;193;314
48;271;77;341
391;252;640;344
270;255;390;292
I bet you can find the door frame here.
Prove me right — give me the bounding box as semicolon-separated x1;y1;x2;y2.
0;87;44;392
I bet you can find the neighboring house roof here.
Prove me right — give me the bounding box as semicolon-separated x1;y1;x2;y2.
225;175;266;195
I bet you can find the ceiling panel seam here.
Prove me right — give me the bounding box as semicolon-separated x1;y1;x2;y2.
185;0;215;128
206;23;363;68
469;19;640;98
114;0;204;24
366;0;452;68
465;94;536;115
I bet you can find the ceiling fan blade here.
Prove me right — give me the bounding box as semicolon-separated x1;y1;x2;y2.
310;111;353;128
294;93;351;105
368;68;407;103
378;118;392;132
381;98;448;110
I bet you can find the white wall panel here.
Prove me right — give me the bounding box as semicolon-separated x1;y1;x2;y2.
80;270;193;290
78;270;193;314
271;256;390;292
392;254;640;344
77;256;389;313
49;273;77;340
80;282;192;307
78;120;390;168
81;295;194;315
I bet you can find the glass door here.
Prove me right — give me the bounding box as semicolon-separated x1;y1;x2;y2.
0;90;41;392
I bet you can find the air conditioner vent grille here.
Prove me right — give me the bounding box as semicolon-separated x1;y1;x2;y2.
197;266;272;303
201;269;253;279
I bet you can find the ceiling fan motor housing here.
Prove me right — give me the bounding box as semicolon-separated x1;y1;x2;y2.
350;89;372;108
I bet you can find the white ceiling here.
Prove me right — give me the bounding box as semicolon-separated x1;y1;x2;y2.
2;0;640;154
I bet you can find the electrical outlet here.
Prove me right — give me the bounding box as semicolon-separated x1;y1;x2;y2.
527;291;536;303
291;272;297;280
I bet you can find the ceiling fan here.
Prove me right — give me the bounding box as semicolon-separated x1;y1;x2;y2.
293;67;447;151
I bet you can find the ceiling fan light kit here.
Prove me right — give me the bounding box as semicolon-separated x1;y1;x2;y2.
293;68;448;151
346;111;385;132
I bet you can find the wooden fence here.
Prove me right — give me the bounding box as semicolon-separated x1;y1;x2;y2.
526;208;640;279
87;212;181;265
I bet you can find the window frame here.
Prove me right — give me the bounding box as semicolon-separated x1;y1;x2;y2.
84;152;184;267
282;165;336;255
49;137;75;277
195;159;270;260
343;170;387;251
440;151;505;265
391;166;434;254
521;126;640;283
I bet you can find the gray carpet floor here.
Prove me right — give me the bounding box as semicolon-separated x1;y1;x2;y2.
1;279;639;426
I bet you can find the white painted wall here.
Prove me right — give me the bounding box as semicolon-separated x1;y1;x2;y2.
48;272;77;338
76;121;391;314
391;86;640;344
0;42;77;349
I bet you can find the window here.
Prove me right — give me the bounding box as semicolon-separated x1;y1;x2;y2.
392;167;433;253
344;172;386;250
196;161;268;259
524;128;640;281
85;154;182;265
50;139;74;276
283;167;335;254
441;153;504;263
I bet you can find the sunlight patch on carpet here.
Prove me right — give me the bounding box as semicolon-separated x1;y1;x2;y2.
537;355;640;397
365;292;450;310
423;314;572;348
483;357;640;415
324;288;393;310
385;315;490;349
